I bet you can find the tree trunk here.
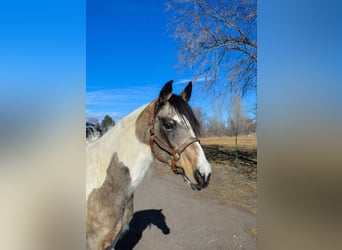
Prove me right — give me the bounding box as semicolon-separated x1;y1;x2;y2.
235;134;238;162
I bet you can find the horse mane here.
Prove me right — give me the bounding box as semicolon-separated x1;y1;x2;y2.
164;94;201;136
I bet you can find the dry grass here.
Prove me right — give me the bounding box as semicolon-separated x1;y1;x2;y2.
200;135;257;148
248;227;258;238
201;136;257;215
209;162;257;215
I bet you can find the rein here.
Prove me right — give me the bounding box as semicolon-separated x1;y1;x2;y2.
148;101;200;174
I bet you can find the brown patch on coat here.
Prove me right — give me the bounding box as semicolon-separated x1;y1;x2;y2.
135;103;151;145
177;143;198;184
86;153;133;250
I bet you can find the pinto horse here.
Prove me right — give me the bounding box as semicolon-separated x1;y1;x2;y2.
86;80;211;250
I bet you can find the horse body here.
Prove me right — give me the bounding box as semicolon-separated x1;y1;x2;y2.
86;81;211;250
86;104;154;249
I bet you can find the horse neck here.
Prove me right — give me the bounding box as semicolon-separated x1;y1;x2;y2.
114;104;154;192
86;103;154;197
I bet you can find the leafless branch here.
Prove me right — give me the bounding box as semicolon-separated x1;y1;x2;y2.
166;0;257;97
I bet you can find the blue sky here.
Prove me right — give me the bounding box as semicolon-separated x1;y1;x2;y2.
86;0;256;122
0;0;85;132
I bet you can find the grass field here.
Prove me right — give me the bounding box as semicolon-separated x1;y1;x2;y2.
200;135;257;148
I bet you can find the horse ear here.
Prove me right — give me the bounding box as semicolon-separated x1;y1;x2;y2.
180;81;192;102
159;80;173;103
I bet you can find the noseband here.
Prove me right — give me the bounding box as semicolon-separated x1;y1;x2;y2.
148;101;200;174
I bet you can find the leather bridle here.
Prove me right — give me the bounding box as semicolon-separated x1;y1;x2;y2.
148;101;200;174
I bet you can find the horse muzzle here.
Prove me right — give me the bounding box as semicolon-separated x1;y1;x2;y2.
194;169;211;190
176;167;211;191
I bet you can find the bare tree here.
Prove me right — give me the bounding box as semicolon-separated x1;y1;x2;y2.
192;106;207;136
166;0;257;97
207;116;228;137
228;93;248;160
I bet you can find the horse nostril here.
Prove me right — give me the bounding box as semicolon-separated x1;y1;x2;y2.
194;169;207;187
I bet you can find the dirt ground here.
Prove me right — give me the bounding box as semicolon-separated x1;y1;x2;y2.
114;136;257;250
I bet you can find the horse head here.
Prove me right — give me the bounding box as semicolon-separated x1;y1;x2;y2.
150;80;211;190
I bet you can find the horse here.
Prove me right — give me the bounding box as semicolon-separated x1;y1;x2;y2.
86;80;212;250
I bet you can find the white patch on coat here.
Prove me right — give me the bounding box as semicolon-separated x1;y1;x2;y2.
173;114;212;179
194;142;212;180
86;104;153;200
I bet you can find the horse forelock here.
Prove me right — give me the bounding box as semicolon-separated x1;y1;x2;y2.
156;94;201;136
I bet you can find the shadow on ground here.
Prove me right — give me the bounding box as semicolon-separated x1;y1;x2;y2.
114;209;170;250
203;145;257;180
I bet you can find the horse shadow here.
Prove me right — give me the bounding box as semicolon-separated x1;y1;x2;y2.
114;209;170;250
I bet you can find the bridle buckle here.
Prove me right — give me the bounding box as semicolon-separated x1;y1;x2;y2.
172;152;181;161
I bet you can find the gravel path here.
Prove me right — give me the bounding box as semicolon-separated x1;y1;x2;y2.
115;166;256;250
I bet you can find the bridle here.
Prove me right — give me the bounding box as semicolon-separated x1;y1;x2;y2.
148;101;200;174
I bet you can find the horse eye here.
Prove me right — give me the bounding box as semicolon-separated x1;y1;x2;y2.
162;118;176;130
